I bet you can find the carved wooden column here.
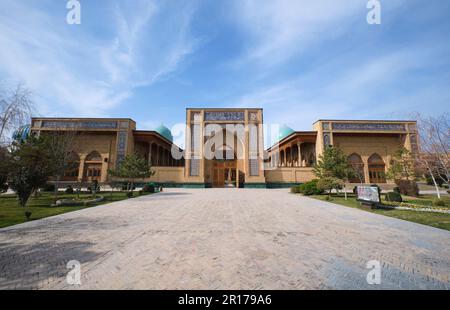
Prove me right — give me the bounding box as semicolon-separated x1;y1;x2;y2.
148;143;152;166
297;143;303;167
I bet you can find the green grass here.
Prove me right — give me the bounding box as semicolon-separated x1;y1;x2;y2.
0;191;152;229
309;194;450;231
402;195;450;208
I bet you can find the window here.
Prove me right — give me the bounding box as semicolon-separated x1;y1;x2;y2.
368;154;386;183
348;153;365;183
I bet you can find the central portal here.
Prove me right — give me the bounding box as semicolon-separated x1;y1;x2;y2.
185;109;266;188
213;161;238;188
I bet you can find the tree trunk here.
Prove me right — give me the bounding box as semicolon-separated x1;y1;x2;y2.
54;175;60;201
430;170;441;199
426;162;441;199
344;184;348;200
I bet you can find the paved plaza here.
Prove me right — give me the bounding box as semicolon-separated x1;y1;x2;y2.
0;188;449;290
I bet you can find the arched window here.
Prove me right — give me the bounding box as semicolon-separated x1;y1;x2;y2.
348;153;365;183
368;154;386;183
86;151;102;162
63;151;80;181
85;151;102;181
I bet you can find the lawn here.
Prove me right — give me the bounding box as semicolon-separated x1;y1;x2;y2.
0;191;152;229
309;194;450;231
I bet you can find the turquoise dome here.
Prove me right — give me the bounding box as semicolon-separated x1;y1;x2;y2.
278;124;295;141
12;125;31;142
155;124;173;142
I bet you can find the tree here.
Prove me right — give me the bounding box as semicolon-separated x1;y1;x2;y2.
415;113;449;198
386;148;416;182
313;146;353;199
42;128;81;200
386;148;419;196
108;153;154;196
0;83;34;146
314;146;351;180
317;177;344;198
7;136;53;220
0;146;9;193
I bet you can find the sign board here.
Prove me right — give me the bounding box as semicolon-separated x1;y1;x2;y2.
356;186;380;204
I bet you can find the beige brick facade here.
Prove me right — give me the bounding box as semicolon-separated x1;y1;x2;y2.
31;112;418;188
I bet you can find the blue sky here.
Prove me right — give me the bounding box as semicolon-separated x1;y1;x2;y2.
0;0;449;134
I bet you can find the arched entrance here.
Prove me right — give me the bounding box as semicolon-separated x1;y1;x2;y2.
213;160;238;188
348;153;365;183
212;145;239;188
84;151;103;182
368;154;386;183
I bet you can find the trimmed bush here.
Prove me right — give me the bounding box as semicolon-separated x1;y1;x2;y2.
393;187;400;194
432;198;446;207
385;191;402;203
126;191;133;198
290;186;301;194
65;185;74;194
121;183;136;191
41;183;55;192
317;177;343;195
396;180;419;197
142;184;155;193
299;180;324;196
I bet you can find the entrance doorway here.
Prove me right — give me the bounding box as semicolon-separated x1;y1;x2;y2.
213;161;238;188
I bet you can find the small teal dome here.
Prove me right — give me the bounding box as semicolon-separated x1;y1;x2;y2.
155;124;173;142
12;125;31;142
278;124;295;141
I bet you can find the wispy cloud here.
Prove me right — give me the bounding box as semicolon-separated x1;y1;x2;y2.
0;0;199;117
236;44;450;132
231;0;365;67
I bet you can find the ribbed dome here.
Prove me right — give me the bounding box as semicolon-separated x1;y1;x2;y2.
155;124;173;142
278;124;295;141
12;125;31;142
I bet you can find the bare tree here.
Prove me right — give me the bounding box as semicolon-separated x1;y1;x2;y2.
415;113;450;198
42;127;82;200
0;83;34;145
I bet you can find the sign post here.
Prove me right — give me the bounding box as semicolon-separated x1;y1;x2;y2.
356;185;381;209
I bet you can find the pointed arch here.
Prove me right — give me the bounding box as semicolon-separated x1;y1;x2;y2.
84;151;102;181
347;153;365;183
63;151;80;181
85;151;102;162
368;153;386;183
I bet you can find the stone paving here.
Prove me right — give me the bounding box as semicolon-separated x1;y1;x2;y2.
0;188;449;290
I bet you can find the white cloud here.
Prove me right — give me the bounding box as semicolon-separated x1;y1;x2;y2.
235;45;449;134
0;0;199;117
231;0;364;67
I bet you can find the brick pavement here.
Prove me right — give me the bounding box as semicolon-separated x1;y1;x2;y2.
0;188;449;289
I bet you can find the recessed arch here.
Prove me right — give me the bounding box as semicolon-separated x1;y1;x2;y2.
368;153;386;183
347;153;365;183
84;151;102;181
63;151;80;181
85;151;102;162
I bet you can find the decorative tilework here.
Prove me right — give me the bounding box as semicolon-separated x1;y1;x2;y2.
42;120;118;129
332;122;406;131
249;159;259;176
190;159;200;176
204;111;245;121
